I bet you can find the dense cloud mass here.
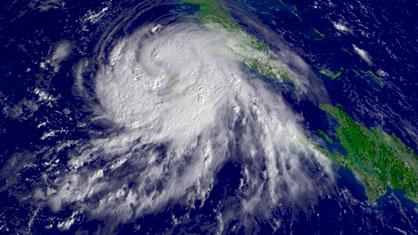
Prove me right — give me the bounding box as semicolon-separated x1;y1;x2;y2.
47;23;333;222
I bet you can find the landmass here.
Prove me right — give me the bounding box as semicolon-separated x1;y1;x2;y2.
363;70;385;87
320;68;343;80
184;0;418;205
320;104;418;203
318;129;333;144
184;0;300;87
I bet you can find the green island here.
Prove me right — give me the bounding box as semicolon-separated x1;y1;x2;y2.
320;104;418;203
320;68;342;80
318;129;333;144
184;0;238;31
363;70;385;87
184;0;300;87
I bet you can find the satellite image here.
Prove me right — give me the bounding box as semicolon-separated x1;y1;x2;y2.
0;0;418;234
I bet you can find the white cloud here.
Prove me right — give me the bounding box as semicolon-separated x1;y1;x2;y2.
83;7;109;24
353;44;373;66
332;21;353;34
41;40;72;73
46;23;334;222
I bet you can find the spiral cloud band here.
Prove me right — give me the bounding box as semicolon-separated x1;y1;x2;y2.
48;23;333;222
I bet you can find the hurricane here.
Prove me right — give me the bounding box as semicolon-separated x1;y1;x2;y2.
45;21;333;223
3;0;417;234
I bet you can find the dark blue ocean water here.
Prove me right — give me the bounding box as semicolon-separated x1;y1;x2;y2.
230;0;418;151
0;0;417;234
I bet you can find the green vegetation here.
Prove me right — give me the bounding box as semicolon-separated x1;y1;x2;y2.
320;104;418;203
184;0;237;30
183;0;298;86
244;58;293;83
364;70;385;87
244;58;277;81
318;129;333;144
320;68;342;80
